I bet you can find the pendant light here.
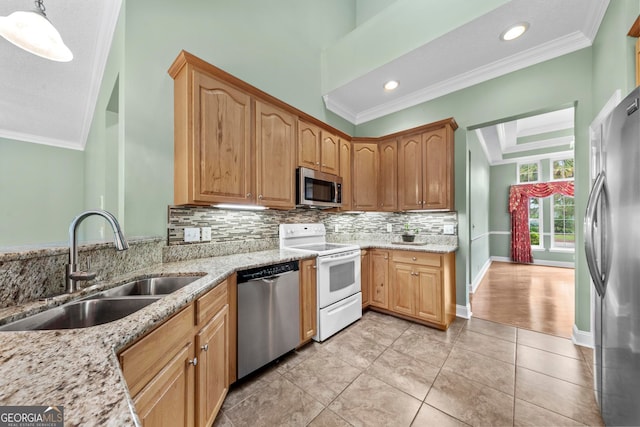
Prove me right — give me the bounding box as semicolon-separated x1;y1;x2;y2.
0;0;73;62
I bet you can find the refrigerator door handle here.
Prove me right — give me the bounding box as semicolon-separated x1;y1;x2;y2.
585;172;607;297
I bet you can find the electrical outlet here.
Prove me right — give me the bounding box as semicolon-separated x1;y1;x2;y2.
443;224;455;235
386;224;393;233
184;227;201;242
335;225;341;232
201;227;212;241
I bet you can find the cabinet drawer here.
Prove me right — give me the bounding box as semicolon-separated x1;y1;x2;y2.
391;250;441;267
120;304;195;397
196;280;228;325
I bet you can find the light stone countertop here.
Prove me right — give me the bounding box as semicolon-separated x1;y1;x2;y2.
0;241;457;426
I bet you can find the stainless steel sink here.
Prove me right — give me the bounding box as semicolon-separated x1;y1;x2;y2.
0;297;160;331
88;275;201;298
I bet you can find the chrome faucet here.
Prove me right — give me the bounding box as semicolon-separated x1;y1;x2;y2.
65;209;129;293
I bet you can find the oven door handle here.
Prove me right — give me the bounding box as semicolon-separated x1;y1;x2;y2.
317;251;360;264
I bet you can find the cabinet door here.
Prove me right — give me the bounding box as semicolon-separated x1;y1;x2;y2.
255;100;296;208
134;342;195;427
360;250;370;308
415;266;443;323
298;120;321;170
390;262;415;316
195;305;229;427
370;250;389;309
189;71;252;205
398;134;423;210
299;258;318;344
320;131;340;175
352;143;379;210
423;126;453;210
378;139;398;211
339;139;352;211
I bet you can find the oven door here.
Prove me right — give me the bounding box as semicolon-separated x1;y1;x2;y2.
316;249;361;308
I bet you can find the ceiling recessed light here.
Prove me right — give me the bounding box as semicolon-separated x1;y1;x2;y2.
500;22;529;41
384;80;399;91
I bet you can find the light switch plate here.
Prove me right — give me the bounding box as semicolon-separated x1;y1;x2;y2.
184;227;201;242
386;224;393;233
201;227;212;241
443;224;455;235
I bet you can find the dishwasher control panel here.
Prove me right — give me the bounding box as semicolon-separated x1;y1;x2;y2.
237;260;299;283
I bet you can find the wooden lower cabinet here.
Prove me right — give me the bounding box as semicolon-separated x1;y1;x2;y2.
360;250;370;308
120;280;232;427
299;258;317;344
195;305;229;427
362;249;456;329
370;250;389;309
134;342;195;427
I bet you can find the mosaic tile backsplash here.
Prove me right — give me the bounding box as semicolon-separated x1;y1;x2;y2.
168;206;458;247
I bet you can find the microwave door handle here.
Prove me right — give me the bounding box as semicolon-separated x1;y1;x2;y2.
334;183;339;204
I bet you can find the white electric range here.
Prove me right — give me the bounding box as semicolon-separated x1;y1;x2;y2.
279;223;362;341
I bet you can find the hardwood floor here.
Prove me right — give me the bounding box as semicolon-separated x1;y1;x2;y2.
470;262;575;338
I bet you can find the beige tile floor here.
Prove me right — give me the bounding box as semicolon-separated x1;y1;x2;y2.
214;311;602;427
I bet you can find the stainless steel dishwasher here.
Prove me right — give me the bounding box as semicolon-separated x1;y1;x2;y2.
237;260;300;379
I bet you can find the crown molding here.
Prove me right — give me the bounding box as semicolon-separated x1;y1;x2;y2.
322;94;357;124
0;129;83;151
504;135;574;154
326;30;593;125
584;0;609;41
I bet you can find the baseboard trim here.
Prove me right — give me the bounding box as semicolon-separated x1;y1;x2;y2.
456;304;472;319
490;256;574;269
572;324;594;348
470;258;492;294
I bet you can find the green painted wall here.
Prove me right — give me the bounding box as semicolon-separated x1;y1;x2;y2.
467;130;491;286
356;0;398;26
0;139;84;246
121;0;357;238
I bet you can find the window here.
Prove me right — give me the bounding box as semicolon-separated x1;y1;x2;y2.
518;162;539;183
553;195;575;249
529;197;542;248
552;158;574;180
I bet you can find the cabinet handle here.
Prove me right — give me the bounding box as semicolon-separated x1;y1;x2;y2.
258;195;263;199
412;257;417;261
246;193;252;198
384;256;388;260
316;162;320;165
201;344;209;352
188;357;198;366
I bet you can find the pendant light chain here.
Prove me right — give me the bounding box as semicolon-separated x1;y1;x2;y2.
35;0;47;17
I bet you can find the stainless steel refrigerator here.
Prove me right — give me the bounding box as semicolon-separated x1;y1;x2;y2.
586;86;640;426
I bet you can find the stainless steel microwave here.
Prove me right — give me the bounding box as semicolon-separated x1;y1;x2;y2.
296;167;342;208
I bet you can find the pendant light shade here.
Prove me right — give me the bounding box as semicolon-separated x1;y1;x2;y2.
0;1;73;62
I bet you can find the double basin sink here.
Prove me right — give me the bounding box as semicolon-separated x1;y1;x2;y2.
0;275;202;332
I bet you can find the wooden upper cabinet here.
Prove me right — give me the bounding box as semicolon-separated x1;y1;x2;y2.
339;139;352;211
255;100;296;209
298;120;321;170
320;131;340;175
297;121;340;175
398;134;423;210
423;126;453;210
397;121;455;211
378;139;397;211
352;142;378;210
173;68;252;205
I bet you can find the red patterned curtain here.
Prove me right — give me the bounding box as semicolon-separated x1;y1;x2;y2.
508;182;574;263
